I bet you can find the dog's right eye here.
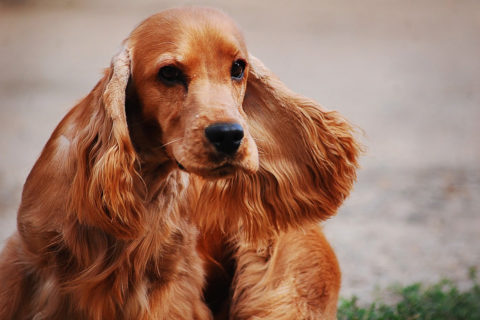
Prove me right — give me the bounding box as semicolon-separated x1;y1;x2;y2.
231;59;246;81
158;65;185;86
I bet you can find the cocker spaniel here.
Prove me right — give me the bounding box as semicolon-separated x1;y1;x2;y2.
0;7;360;320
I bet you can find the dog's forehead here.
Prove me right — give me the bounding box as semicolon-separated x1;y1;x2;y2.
129;8;247;64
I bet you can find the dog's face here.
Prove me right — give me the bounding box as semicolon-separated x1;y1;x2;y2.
127;8;258;178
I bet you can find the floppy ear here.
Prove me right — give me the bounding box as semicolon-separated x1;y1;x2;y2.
69;47;144;239
195;56;361;240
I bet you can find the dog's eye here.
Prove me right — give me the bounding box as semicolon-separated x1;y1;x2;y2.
158;65;185;86
231;60;246;80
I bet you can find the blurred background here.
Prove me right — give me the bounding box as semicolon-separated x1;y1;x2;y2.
1;0;479;300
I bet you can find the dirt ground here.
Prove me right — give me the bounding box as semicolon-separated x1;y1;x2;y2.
1;0;479;301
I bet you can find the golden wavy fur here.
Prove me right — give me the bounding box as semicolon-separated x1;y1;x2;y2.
0;7;360;320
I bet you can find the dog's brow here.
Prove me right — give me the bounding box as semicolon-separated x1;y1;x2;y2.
155;53;185;67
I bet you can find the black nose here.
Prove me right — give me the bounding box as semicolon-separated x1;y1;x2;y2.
205;123;244;155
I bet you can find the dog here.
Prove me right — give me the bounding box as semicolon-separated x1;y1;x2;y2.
0;7;360;319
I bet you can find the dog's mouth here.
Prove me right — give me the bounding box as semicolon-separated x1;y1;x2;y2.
176;160;186;171
172;134;259;178
210;163;235;174
176;160;237;178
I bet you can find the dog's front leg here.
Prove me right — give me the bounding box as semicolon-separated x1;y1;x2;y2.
230;226;340;320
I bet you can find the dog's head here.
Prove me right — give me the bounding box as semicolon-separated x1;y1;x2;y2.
125;8;258;179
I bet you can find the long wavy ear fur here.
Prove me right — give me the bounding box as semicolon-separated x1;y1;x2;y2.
69;48;144;239
195;56;361;240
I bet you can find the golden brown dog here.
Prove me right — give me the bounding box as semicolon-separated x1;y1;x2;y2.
0;7;360;319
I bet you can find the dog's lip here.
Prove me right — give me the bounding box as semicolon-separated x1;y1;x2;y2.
203;163;235;178
175;160;236;177
210;163;233;171
176;161;232;172
175;160;186;171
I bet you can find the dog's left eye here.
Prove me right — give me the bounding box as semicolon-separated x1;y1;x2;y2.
231;60;246;80
158;65;185;86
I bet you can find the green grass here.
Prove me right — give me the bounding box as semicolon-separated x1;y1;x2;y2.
338;268;480;320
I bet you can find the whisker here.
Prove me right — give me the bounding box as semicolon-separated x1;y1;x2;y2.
160;137;184;148
252;137;267;143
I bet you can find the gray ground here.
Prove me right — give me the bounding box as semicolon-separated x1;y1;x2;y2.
1;0;479;301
